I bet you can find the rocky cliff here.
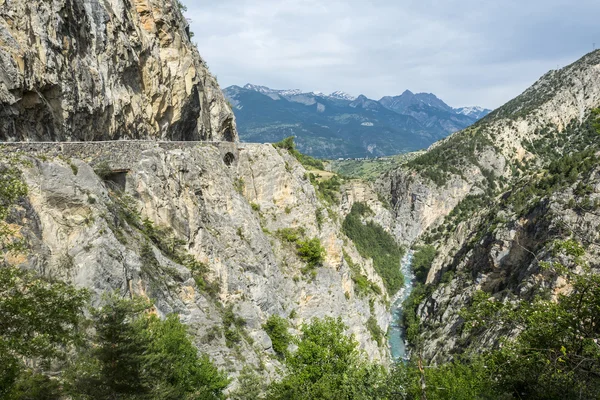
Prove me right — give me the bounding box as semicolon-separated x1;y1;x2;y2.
1;142;392;384
375;50;600;361
0;0;235;142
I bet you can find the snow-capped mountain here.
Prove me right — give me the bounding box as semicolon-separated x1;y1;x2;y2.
242;84;303;97
329;91;357;101
223;84;492;158
455;106;492;119
240;84;357;102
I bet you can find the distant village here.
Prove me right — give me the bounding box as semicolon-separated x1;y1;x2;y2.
336;156;394;161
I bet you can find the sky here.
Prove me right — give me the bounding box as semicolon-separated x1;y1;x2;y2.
181;0;600;109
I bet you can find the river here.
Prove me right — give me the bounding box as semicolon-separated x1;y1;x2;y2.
388;250;415;361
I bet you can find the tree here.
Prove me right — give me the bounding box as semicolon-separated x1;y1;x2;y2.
385;358;500;400
229;366;266;400
69;295;150;398
460;244;600;399
68;295;229;399
143;314;230;399
412;245;436;284
267;317;386;399
273;136;296;151
0;267;89;397
263;315;291;357
296;237;325;268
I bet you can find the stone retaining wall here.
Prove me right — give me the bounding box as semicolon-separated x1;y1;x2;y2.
0;141;247;170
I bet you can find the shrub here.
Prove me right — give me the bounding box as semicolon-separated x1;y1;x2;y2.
263;315;291;357
267;317;386;399
93;161;112;179
296;237;325;268
367;316;385;346
273;136;325;170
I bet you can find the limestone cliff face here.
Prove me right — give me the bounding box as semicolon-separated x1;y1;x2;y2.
416;162;600;362
377;51;600;248
374;50;600;361
2;142;390;383
0;0;235;142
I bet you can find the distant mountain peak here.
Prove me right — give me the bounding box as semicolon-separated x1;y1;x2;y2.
329;91;356;101
224;82;493;158
235;84;360;102
455;106;492;119
242;84;303;97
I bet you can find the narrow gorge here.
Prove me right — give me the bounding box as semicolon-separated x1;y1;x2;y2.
2;0;600;398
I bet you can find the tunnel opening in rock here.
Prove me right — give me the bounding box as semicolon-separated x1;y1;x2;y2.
103;170;129;191
223;127;234;142
223;152;235;166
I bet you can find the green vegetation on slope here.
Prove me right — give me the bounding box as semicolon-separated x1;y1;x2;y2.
412;245;436;284
267;317;386;400
308;173;342;205
342;202;404;295
274;136;325;170
0;162;227;399
263;315;291;358
343;249;383;297
459;247;600;399
405;126;496;186
69;296;229;399
276;227;326;276
329;152;423;181
0;267;90;398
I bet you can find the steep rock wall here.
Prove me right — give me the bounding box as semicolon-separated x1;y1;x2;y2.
376;50;600;248
0;0;236;142
3;143;390;383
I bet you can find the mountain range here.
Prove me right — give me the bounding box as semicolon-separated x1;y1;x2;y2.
224;84;491;158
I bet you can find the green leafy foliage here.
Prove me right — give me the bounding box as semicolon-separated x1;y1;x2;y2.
401;283;433;346
296;237;326;268
276;227;305;243
234;177;245;194
343;250;382;297
274;136;325;170
366;316;385;346
0;166;28;254
459;252;600;399
0;166;27;221
308;173;342;205
0;267;89;397
412;245;436;284
276;228;325;273
406;127;495;186
385;357;501;400
93;161;113;180
263;315;291;357
342;202;404;294
267;317;386;400
502;147;598;216
69;295;229;399
223;305;247;348
175;0;187;12
229;366;266;400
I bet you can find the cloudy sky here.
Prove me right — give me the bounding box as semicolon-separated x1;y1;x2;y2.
182;0;600;109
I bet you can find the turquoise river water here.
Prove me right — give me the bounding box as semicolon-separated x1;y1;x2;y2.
388;251;415;361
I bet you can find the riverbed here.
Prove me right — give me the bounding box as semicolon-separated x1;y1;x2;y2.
388;251;415;361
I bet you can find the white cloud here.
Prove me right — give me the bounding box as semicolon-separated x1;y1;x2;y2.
182;0;600;109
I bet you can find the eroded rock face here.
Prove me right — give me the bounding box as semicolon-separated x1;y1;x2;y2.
3;143;390;383
0;0;236;142
368;51;600;364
